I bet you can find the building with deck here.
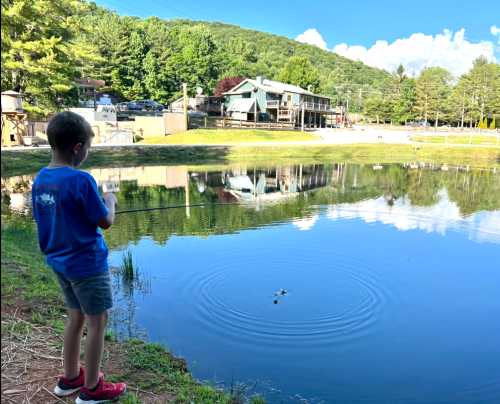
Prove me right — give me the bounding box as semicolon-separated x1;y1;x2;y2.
223;76;338;128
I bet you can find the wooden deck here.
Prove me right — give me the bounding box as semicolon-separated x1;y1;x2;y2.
266;100;336;113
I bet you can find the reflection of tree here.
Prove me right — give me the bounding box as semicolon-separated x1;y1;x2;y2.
101;164;500;250
445;170;500;215
3;163;499;250
407;170;442;206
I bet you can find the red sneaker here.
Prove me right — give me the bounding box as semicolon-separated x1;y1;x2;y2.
54;367;85;397
54;368;105;397
75;377;127;403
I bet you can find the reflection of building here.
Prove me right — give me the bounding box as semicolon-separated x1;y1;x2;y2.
89;166;189;189
220;165;331;203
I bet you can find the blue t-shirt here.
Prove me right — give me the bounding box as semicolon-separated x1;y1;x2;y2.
32;167;109;279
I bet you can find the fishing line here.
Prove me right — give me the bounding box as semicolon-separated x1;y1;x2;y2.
115;202;241;215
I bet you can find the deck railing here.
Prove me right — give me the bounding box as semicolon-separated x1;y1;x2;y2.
266;100;333;112
301;102;332;112
266;100;280;108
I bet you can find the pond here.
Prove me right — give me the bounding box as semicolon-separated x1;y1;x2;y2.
2;161;500;403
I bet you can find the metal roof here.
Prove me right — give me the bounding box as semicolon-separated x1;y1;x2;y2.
223;78;329;99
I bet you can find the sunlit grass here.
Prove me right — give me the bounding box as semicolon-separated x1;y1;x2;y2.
411;134;499;145
142;129;319;144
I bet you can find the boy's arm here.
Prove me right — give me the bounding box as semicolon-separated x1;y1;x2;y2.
98;193;117;229
78;174;115;229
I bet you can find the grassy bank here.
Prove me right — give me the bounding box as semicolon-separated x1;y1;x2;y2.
227;144;500;167
142;129;319;144
2;143;499;178
411;134;499;145
1;217;264;403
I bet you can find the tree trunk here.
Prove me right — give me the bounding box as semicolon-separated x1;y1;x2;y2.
460;92;465;129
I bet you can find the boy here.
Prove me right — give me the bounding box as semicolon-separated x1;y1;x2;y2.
31;111;126;403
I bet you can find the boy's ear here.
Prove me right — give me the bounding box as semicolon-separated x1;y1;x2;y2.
73;142;83;155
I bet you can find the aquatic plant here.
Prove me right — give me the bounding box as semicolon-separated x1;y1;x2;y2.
120;249;136;282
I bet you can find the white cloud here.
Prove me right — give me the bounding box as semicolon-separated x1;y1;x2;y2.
332;29;497;77
295;28;328;50
491;25;500;44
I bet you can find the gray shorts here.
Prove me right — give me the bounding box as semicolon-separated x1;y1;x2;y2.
55;271;113;315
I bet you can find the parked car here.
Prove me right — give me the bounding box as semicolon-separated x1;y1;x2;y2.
116;102;129;112
116;101;142;112
134;99;164;111
407;120;430;127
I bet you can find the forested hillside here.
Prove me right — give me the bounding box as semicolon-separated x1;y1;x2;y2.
1;0;498;126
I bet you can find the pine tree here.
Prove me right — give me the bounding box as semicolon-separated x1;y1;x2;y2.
1;0;100;113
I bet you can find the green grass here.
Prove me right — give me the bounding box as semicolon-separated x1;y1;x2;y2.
411;134;500;145
227;144;500;168
142;129;319;144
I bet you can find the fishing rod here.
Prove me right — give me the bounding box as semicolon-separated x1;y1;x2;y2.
115;202;241;215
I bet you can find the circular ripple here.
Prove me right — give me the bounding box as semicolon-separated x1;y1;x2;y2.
178;244;391;348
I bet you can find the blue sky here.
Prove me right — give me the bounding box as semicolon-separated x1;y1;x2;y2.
95;0;499;76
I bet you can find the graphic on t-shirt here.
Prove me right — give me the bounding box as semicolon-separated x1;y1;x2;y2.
36;192;56;207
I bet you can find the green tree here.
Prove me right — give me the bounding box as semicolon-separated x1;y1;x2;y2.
1;0;100;113
415;67;453;126
221;38;258;77
110;29;149;100
363;93;393;124
164;26;222;98
386;65;417;124
278;56;320;92
393;78;417;124
464;57;500;126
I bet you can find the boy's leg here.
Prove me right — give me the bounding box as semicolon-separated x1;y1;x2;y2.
64;308;85;380
84;311;108;389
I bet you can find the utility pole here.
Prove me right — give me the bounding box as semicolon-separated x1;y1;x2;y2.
346;96;349;127
254;97;257;125
301;102;305;132
183;83;188;131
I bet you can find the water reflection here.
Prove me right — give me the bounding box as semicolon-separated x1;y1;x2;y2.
2;163;500;244
327;190;500;243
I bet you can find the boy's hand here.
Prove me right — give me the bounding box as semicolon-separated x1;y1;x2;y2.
99;193;117;229
103;193;117;206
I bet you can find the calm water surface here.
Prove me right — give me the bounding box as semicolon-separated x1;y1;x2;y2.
3;162;500;403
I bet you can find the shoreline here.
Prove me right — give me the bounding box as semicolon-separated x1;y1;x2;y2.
1;217;262;403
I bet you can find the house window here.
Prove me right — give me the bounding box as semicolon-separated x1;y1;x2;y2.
242;92;251;98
